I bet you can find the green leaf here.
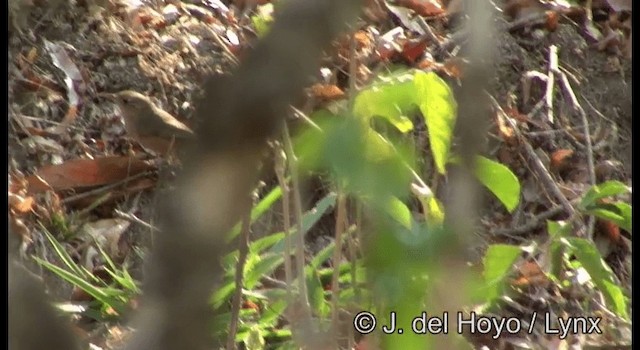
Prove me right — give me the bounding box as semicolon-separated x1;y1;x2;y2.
244;325;266;350
307;269;330;318
353;72;417;133
251;4;274;38
35;258;128;316
480;244;522;301
414;71;457;174
268;192;337;254
210;280;236;309
226;185;282;242
566;238;628;319
584;202;632;232
382;196;413;230
579;180;630;210
473;156;521;212
244;254;283;289
412;182;444;226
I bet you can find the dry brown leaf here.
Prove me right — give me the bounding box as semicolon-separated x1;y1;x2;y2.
549;149;574;174
442;56;467;78
44;40;85;134
511;260;550;288
400;37;429;63
545;10;559;31
495;112;516;144
395;0;445;17
8;193;34;214
27;156;155;193
308;84;345;102
65;177;156;209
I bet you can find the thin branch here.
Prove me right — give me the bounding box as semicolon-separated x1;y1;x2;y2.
330;194;347;344
491;205;565;238
545;45;558;124
114;209;160;232
275;143;293;293
554;66;596;239
489;94;579;222
61;171;155;205
281;121;314;334
227;209;252;350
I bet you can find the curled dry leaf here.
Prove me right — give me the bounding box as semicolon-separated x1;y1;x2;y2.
549;149;575;174
8;193;35;214
80;218;131;261
44;40;85;134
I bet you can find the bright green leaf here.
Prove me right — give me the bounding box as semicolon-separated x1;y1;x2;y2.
567;238;628;319
353;72;417;133
579;180;630;210
414;71;457;174
482;244;522;301
473;156;521;212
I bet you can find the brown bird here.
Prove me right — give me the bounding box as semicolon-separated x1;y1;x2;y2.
103;90;194;155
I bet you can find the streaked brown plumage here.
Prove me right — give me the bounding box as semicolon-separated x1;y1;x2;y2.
104;90;194;154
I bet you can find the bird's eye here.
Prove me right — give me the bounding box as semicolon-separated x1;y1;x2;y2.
121;97;130;104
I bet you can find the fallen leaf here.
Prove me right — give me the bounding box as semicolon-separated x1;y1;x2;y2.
442;56;467;78
81;218;131;259
549;149;574;174
400;37;430;63
8;193;34;214
395;0;445;17
28;156;155;193
512;260;549;288
308;84;345;102
544;10;559;31
44;40;85;134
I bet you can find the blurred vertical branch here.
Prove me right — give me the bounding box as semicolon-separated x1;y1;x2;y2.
122;1;363;350
436;0;495;348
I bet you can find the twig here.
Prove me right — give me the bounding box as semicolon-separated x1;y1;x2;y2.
226;210;251;350
290;106;322;131
114;209;160;232
330;194;346;344
275;142;293;293
61;171;155;205
553;65;596;239
545;45;558;123
416;16;447;57
207;26;240;67
347;206;358;350
259;275;289;289
489;94;579;222
521;70;548;107
507;12;549;33
492;205;565;238
281;121;313;333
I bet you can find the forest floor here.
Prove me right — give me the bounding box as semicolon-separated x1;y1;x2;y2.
8;0;632;349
